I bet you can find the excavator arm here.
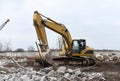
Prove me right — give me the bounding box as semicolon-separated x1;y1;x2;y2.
33;11;72;53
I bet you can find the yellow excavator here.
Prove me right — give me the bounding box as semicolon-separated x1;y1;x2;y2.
33;11;96;66
0;19;10;31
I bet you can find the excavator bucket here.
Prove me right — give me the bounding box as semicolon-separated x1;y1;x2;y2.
34;49;54;66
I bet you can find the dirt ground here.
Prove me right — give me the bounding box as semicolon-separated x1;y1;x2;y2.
4;60;120;81
1;52;120;81
79;61;120;81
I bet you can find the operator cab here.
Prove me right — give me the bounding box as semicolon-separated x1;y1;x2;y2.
72;39;86;53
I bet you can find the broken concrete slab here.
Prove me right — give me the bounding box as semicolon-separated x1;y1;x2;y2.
56;66;67;74
66;68;73;74
73;68;81;76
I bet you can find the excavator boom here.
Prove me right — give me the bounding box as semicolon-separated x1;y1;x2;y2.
33;11;72;53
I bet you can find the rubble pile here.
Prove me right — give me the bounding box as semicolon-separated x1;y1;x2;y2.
0;66;105;81
95;52;120;61
0;51;120;81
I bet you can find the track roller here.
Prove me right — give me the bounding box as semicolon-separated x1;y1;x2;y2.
82;59;90;66
88;58;96;66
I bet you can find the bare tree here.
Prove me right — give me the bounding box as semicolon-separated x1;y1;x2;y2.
3;42;12;51
27;45;35;52
57;36;63;49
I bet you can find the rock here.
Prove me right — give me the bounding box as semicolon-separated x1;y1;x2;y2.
81;77;87;81
0;71;7;74
27;72;33;79
63;73;71;80
56;66;67;74
112;56;118;61
95;53;104;61
47;77;57;81
40;67;53;74
47;70;55;76
61;77;71;81
82;72;105;81
71;76;80;81
32;75;41;81
34;77;41;81
87;73;96;80
73;68;81;76
70;74;76;79
17;75;32;81
40;76;47;81
9;75;18;81
66;68;73;74
0;75;10;81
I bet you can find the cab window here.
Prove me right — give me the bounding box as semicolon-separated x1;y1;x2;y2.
72;40;80;53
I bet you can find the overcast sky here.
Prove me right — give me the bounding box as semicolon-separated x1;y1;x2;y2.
0;0;120;50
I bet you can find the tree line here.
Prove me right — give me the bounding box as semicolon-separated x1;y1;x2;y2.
0;36;63;52
0;42;35;52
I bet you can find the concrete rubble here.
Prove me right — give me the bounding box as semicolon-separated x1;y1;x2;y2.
95;52;120;61
0;51;120;81
0;66;105;81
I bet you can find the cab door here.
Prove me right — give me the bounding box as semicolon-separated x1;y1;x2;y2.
72;40;81;53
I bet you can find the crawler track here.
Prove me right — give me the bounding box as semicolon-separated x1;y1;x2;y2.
36;56;97;67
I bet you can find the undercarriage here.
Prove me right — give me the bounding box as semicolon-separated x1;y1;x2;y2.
35;52;97;67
